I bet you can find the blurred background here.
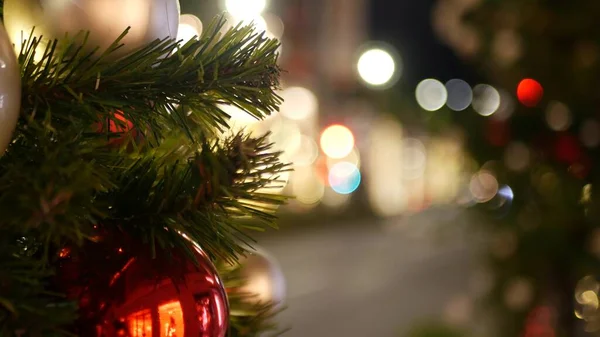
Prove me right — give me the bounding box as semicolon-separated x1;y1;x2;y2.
180;0;600;336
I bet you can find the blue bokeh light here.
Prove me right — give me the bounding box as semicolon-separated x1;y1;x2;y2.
328;162;361;195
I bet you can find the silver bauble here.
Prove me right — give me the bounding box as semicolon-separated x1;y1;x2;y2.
3;0;180;58
0;23;21;156
239;247;286;308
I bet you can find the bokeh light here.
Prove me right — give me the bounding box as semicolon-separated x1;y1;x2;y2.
504;142;531;172
280;87;318;120
402;138;427;180
517;78;544;107
367;117;407;217
498;185;514;202
291;136;319;167
292;167;325;205
580;119;600;148
326;148;361;169
177;14;203;44
469;170;499;203
445;79;473;111
472;84;501;116
491;89;515;121
357;48;397;87
322;187;352;209
270;120;302;161
225;0;267;19
328;162;361;195
263;13;285;38
416;79;448;111
320;125;355;159
545;101;572;131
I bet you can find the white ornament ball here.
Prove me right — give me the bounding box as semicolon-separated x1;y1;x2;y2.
0;23;21;156
239;247;286;308
3;0;180;58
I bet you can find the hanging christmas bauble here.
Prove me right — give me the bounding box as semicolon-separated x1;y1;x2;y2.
59;243;229;337
3;0;180;58
95;111;137;147
100;247;228;337
0;23;21;156
238;247;286;308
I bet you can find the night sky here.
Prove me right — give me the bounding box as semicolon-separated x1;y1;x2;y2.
369;0;478;88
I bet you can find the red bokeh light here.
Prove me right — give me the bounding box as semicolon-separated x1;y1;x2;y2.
517;79;544;107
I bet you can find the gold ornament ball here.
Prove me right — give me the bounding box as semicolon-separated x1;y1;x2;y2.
3;0;180;58
0;23;21;156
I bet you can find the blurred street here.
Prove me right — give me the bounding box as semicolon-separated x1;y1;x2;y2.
258;209;478;337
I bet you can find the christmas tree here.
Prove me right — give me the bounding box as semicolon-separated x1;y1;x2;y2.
431;0;600;335
0;1;288;336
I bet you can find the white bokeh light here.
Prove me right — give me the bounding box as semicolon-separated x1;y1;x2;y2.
472;84;501;116
177;14;203;43
280;87;318;120
357;48;397;87
225;0;267;19
416;79;448;111
445;79;473;111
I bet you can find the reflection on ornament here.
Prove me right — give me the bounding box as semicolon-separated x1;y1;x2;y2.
4;0;180;59
575;276;600;329
0;23;21;156
239;247;286;308
90;247;228;337
96;111;136;146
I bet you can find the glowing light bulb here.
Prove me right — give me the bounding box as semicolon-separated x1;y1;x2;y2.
225;0;267;19
416;79;448;111
320;125;355;159
357;48;397;87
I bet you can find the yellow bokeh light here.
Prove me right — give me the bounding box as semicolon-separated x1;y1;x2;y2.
545;101;572;131
357;48;397;87
320;125;355;159
280;87;318;121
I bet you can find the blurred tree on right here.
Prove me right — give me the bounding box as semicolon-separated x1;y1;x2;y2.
434;0;600;336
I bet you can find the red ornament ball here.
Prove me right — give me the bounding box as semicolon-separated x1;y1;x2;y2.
96;247;229;337
96;111;135;146
517;79;544;107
